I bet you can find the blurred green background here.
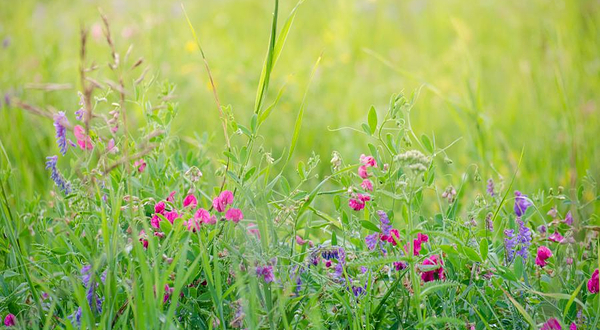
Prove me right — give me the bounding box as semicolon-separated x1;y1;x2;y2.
1;0;598;199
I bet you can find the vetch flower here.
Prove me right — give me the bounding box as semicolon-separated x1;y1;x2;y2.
421;255;444;282
295;235;307;245
570;323;577;330
4;313;16;327
514;191;532;217
486;179;495;196
535;246;552;267
256;266;274;283
504;229;517;262
588;269;599;294
361;179;373;191
548;232;564;243
53;111;69;155
73;125;93;150
225;208;243;223
213;190;234;212
154;201;166;214
359;154;377;167
516;219;532;260
134;159;146;173
183;194;198;209
45;156;72;194
166;191;176;203
75;92;85;121
358;165;369;179
564;211;573;226
165;211;179;224
541;318;562;330
151;215;161;229
412;233;429;256
349;194;370;211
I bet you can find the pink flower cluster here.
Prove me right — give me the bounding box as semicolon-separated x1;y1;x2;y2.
588;269;599;294
412;233;429;256
421;255;444;282
535;246;552;267
349;193;371;211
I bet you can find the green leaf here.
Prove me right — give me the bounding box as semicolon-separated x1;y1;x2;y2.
297;161;305;180
462;246;482;263
514;256;523;280
480;238;489;261
421;134;433;153
501;288;536;328
361;123;372;136
360;220;381;233
250;114;258;133
368;106;377;135
332;231;337;246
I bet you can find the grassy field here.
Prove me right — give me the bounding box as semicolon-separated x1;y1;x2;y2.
1;0;600;329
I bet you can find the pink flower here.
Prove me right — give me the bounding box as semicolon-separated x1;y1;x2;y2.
106;138;118;154
139;230;148;249
413;233;429;256
248;226;260;238
154;201;166;214
358;165;369;179
151;215;161;229
349;198;365;211
535;246;552;267
184;218;201;232
570;323;577;330
421;255;444;282
361;179;373;191
394;261;407;271
165;211;179;224
548;231;564;243
359;154;377;167
134;159;146;173
166;191;176;203
73;125;93;150
325;260;332;268
183;194;198;209
256;265;274;283
194;208;216;225
163;284;174;303
588;269;599;294
295;235;307;245
541;318;562;330
213;190;234;212
357;193;370;202
4;313;15;327
225;208;243;223
381;229;400;246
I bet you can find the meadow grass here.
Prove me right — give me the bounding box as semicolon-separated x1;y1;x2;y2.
0;0;599;329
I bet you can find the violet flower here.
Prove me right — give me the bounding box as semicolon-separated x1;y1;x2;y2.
53;111;69;155
45;156;71;194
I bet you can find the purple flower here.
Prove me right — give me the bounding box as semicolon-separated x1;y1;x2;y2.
333;262;345;282
45;156;71;194
365;233;378;250
504;229;517;262
514;191;532;217
53;111;69;155
516;219;532;260
487;179;495;196
80;265;102;314
564;211;573;226
67;307;82;326
256;265;274;283
485;213;494;231
75;92;85;121
351;284;367;297
4;313;16;327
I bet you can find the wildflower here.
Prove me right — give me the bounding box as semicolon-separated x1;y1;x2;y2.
325;260;332;267
53;111;69;155
588;269;599;294
485;213;494;231
412;233;429;256
230;301;245;328
184;218;201;232
333;262;345;282
225;208;243;223
73;125;93;150
45;156;71;194
213;190;234;212
134;159;146;173
155;201;166;214
504;229;517;262
361;179;373;191
541;318;562;330
566;257;573;265
80;265;102;314
256;265;274;283
564;211;573;226
358;165;369;179
163;284;174;303
486;179;495;196
106;138;118;154
359;154;377;167
330;151;342;171
139;230;148;249
165;211;179;224
247;225;260;239
349;194;369;211
570;323;577;330
516;219;532;260
441;186;457;203
4;314;15;327
351;284;367;297
166;191;176;203
421;255;444;282
535;246;552;267
295;235;307;245
395;150;430;173
195;208;216;225
75;92;85;121
151;215;161;228
394;261;407;270
514;191;532;217
183;194;198;209
538;225;547;234
548;232;564;243
67;307;82;326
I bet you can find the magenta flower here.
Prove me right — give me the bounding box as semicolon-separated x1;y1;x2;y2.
412;233;429;256
134;159;146;173
4;314;15;327
154;201;166;214
570;323;577;330
381;228;400;246
361;179;373;191
535;246;552;267
359;154;377;167
184;218;202;232
213;190;234;212
73;125;93;150
139;230;148;249
514;191;532;217
256;266;274;283
358;165;369;179
541;318;562;330
588;269;599;294
421;255;444;282
166;191;176;203
349;198;365;211
151;215;161;228
295;235;307;245
183;194;198;209
225;208;243;223
548;232;564;243
165;211;179;224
